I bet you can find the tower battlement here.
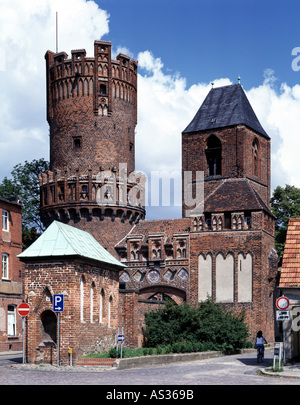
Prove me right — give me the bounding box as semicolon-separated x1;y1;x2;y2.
41;41;144;239
45;41;137;123
45;40;138;175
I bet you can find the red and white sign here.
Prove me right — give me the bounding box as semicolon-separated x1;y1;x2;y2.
276;296;290;310
17;303;30;317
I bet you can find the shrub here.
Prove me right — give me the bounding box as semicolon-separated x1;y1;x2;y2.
108;347;118;358
156;346;163;355
244;341;254;349
143;298;249;351
171;342;182;353
108;347;126;358
164;344;172;354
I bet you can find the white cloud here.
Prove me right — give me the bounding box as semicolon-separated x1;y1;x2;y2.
136;55;300;219
247;71;300;191
0;0;109;178
136;50;231;174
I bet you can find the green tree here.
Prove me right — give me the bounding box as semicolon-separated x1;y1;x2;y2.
0;158;49;247
143;299;249;351
270;185;300;262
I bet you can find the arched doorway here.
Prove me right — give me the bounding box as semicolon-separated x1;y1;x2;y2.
40;310;57;344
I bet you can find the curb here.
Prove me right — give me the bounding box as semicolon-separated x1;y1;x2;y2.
260;367;300;379
0;351;23;357
79;348;256;370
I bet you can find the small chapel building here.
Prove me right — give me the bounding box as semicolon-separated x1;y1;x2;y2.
18;220;125;364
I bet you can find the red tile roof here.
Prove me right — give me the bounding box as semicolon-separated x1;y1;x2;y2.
279;218;300;287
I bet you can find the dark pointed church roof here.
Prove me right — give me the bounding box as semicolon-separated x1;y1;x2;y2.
182;84;269;138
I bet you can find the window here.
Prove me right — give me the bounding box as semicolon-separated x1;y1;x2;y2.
90;283;95;323
205;213;212;229
252;138;260;178
2;254;8;279
206;135;222;176
108;296;112;327
152;241;161;259
7;306;16;336
81;185;88;198
99;289;104;324
245;211;251;228
73;137;81;149
80;276;84;322
100;84;106;95
2;210;9;231
225;212;231;229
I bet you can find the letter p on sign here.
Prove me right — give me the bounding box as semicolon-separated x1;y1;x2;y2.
53;294;64;312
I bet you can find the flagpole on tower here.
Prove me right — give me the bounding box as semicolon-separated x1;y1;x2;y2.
56;12;58;53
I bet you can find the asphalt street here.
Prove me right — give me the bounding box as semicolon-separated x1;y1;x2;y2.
0;350;299;386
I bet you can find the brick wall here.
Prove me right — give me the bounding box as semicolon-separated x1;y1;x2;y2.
188;229;276;341
0;198;23;351
24;261;120;365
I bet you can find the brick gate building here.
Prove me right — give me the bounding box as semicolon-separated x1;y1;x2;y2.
20;39;277;363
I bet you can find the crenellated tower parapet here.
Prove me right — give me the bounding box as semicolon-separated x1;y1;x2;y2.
39;167;145;228
45;40;138;175
41;40;144;248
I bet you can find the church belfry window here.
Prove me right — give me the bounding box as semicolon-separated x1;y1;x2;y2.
206;135;222;176
252;138;259;178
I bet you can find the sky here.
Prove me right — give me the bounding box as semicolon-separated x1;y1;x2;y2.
0;0;300;220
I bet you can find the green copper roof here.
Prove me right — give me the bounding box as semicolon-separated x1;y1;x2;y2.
18;220;125;269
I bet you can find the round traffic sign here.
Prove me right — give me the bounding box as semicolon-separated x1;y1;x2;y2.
17;303;30;317
276;296;289;310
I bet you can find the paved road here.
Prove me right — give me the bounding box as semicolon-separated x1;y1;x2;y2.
0;350;298;386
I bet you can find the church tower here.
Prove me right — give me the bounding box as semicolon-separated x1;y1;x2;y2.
182;83;271;218
182;84;277;339
40;41;145;253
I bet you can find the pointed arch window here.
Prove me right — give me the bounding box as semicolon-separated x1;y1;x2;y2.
108;296;112;327
99;289;104;324
252;138;260;178
90;282;95;323
80;276;85;323
206;135;222;176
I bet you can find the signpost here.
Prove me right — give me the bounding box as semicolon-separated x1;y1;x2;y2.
276;310;290;321
17;303;30;317
273;342;283;370
17;303;30;364
116;327;125;358
276;296;290;365
53;294;64;312
276;296;290;310
53;294;64;365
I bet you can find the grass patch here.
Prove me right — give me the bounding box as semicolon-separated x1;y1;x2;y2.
83;347;160;359
83;341;251;359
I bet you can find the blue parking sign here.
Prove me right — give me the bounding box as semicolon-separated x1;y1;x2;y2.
53;294;64;312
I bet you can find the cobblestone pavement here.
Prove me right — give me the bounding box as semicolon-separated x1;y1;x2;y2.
0;351;299;386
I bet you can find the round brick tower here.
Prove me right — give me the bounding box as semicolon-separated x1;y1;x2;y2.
40;41;145;252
